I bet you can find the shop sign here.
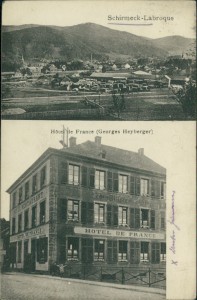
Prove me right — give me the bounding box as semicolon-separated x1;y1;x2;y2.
10;226;48;242
74;226;165;240
13;190;47;213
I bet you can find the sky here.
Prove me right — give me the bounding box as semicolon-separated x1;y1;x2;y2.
2;0;196;39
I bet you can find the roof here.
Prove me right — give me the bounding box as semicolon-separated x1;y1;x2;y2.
7;140;166;193
133;70;151;76
90;72;131;78
62;140;166;175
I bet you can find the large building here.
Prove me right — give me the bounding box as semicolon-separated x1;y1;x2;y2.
7;136;166;280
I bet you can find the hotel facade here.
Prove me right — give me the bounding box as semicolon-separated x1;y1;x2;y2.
7;137;166;277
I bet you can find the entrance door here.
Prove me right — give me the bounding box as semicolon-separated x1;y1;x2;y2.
31;239;36;272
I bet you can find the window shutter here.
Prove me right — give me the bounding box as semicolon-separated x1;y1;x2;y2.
150;210;155;229
107;171;113;192
151;243;160;264
136;178;140;195
155;180;160;198
81;238;93;263
130;176;135;195
37;239;40;262
151;179;156;197
107;240;117;263
87;202;94;224
130;208;140;229
59;162;68;184
113;173;118;192
81;202;87;224
130;241;140;264
135;208;140;229
60;199;67;221
81;166;88;187
89;168;95;188
107;204;112;226
113;205;118;226
160;211;165;230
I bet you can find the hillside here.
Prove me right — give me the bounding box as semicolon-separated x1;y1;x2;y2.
152;35;195;55
2;23;195;71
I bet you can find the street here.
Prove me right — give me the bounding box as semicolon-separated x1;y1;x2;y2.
1;273;166;300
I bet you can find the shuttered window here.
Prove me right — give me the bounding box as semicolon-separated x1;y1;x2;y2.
113;173;118;192
95;170;105;190
107;204;118;227
150;210;155;229
89;168;95;188
69;164;80;185
151;242;160;264
130;176;135;195
67;237;79;261
160;211;165;230
130;241;140;264
140;242;149;262
107;171;113;192
118;241;128;261
130;208;140;229
81;238;93;263
81;202;94;225
107;240;117;263
59;162;68;184
160;243;166;262
81;166;88;187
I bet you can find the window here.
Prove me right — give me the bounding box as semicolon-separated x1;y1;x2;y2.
18;214;22;233
67;200;79;221
95;170;105;190
161;182;166;199
118;175;128;193
24;209;29;231
32;174;37;193
37;237;48;263
94;240;105;261
140;242;149;262
118;206;128;226
40;201;46;224
94;203;105;224
160;243;166;262
68;164;79;185
19;187;23;203
40;166;46;188
141;209;149;228
32;205;37;228
67;237;79;261
12;192;16;208
18;241;22;263
12;217;16;234
25;181;29;199
118;241;127;261
140;179;149;196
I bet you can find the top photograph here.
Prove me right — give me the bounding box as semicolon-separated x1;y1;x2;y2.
1;1;196;121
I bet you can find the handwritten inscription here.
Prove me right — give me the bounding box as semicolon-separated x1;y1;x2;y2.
168;191;180;265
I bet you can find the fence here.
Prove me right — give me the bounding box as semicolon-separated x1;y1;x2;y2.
52;265;166;289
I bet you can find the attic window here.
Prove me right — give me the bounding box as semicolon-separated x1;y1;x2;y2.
99;150;106;159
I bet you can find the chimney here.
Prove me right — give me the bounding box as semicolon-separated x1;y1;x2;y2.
69;137;77;147
95;136;101;147
138;148;144;156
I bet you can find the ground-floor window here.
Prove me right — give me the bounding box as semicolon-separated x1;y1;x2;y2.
140;242;149;262
160;243;166;262
94;239;105;261
37;237;48;264
67;237;79;261
10;242;17;264
118;241;128;262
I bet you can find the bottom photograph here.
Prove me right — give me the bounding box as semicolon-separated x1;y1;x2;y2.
1;121;195;300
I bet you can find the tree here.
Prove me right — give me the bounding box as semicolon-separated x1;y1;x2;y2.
175;80;196;118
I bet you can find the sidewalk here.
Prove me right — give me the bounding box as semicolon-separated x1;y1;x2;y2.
6;272;165;296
